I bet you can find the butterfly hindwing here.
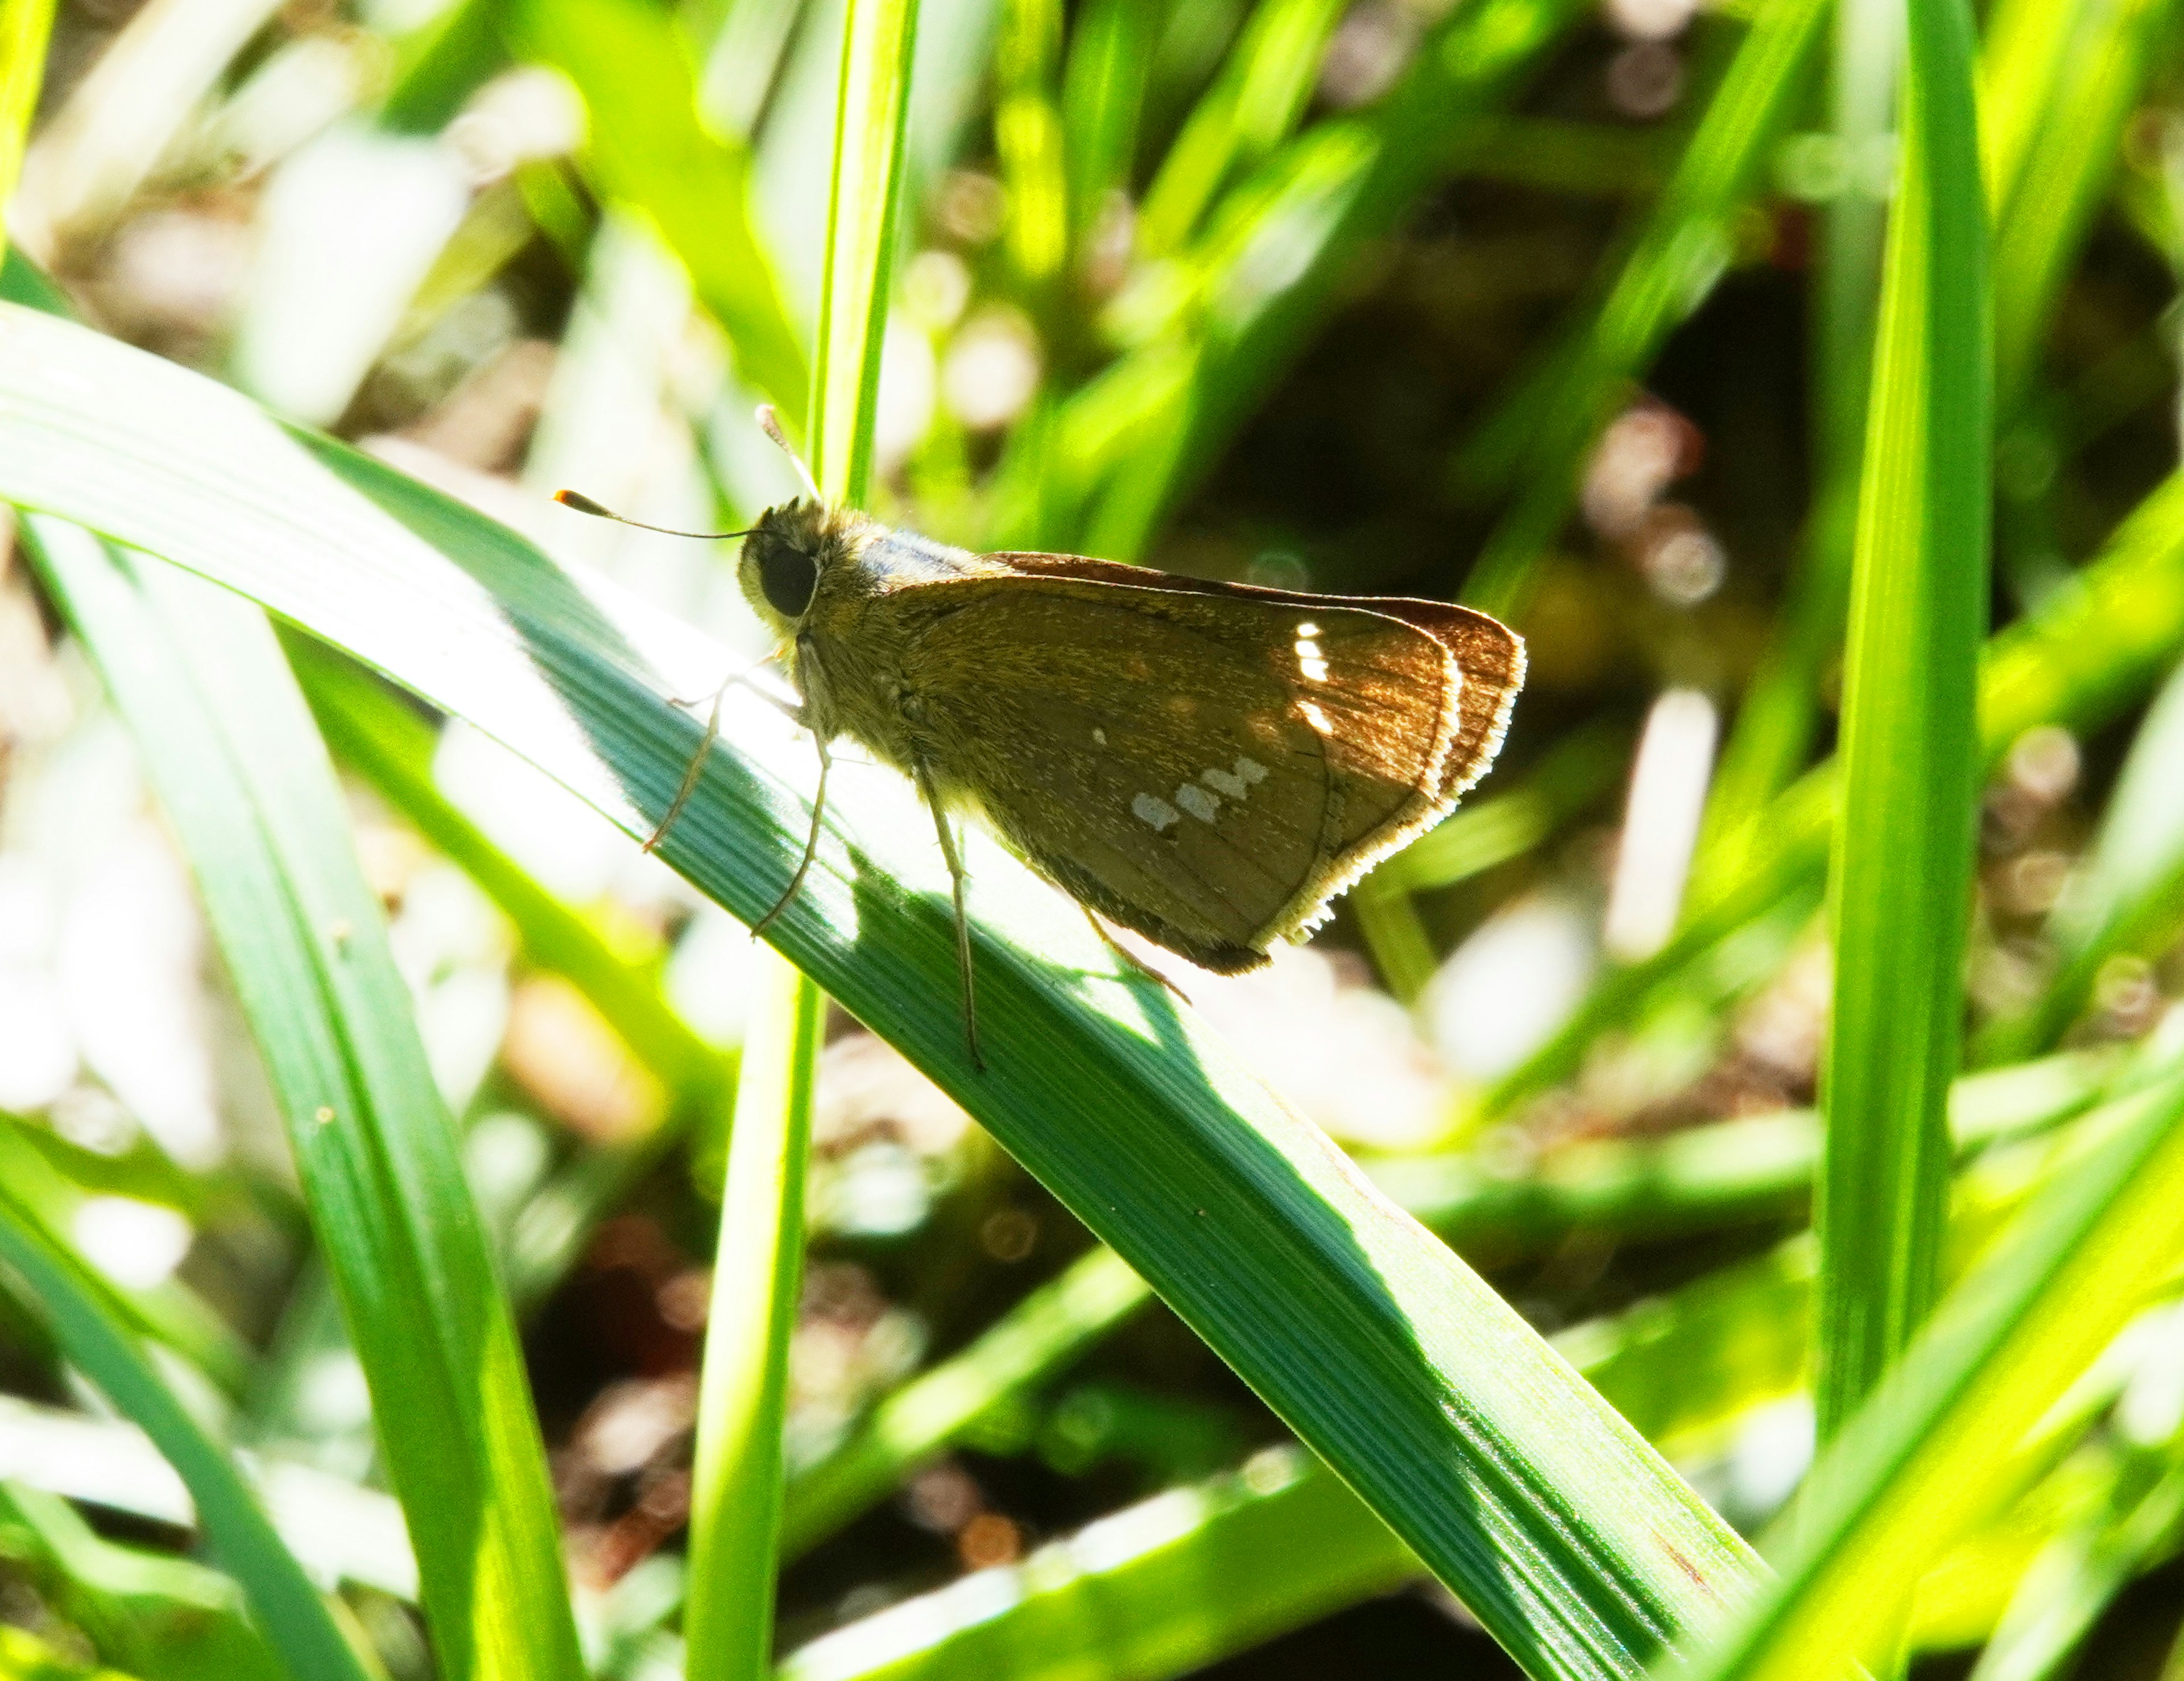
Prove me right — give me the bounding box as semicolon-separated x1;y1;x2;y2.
890;571;1471;968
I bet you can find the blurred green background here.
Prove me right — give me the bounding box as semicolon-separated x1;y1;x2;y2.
5;0;2184;1673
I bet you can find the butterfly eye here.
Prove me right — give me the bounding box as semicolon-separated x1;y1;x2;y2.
760;544;818;618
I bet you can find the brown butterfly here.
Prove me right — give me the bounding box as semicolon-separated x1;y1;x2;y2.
560;411;1524;1069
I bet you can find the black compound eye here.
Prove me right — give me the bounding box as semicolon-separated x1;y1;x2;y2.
759;543;818;618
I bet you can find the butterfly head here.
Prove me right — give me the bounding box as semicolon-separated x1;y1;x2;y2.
739;499;839;636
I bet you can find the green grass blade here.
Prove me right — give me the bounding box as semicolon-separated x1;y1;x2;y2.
15;505;584;1681
687;2;921;1661
1455;0;1831;617
1811;0;1990;1442
0;1086;370;1681
684;947;825;1678
0;292;1764;1681
809;0;922;498
1059;0;1166;251
1668;1047;2184;1681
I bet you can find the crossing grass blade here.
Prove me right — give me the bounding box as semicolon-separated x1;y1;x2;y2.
0;283;1765;1681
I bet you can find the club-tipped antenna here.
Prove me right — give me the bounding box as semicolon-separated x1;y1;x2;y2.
552;490;755;541
756;403;823;501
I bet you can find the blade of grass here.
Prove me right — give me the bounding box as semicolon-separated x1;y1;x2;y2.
1059;0;1167;255
683;946;826;1678
0;1171;371;1681
687;0;920;1667
1666;1036;2184;1681
0;283;1765;1681
0;1481;286;1681
995;0;1067;293
16;500;585;1681
1984;0;2184;410
1811;0;1989;1444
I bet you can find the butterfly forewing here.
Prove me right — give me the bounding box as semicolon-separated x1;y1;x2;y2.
896;575;1465;970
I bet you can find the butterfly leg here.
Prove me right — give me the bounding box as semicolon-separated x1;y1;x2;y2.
644;650;795;853
748;733;832;939
913;759;985;1072
1080;907;1192;1005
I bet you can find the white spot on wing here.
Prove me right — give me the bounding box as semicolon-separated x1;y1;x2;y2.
1203;766;1248;800
1092;728;1108;746
1175;783;1220;824
1132;792;1180;832
1300;700;1333;734
1235;757;1268;784
1294;625;1329;683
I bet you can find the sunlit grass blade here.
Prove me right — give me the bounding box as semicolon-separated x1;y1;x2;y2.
15;500;585;1681
1811;0;1989;1445
995;0;1066;292
0;1142;370;1681
0;290;1765;1681
686;1;921;1662
1969;1377;2184;1681
1058;0;1164;253
0;1480;286;1681
1666;1040;2184;1681
0;1117;250;1396
684;945;825;1678
1454;0;1831;617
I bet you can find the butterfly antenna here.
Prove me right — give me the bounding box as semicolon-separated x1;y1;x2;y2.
755;404;824;502
552;490;754;542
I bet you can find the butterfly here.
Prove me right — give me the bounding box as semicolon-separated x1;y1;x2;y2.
561;410;1524;1068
